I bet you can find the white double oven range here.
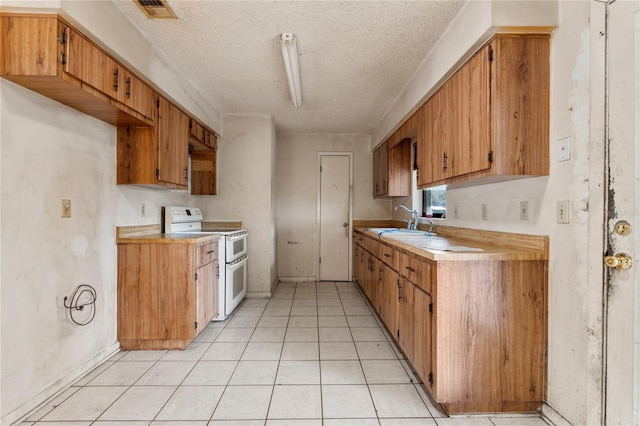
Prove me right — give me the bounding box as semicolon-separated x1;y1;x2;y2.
163;206;247;321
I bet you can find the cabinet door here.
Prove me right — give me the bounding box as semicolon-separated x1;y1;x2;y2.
373;143;388;196
442;46;491;178
380;265;399;341
398;278;415;360
418;91;444;186
117;68;155;121
156;97;189;188
413;286;433;391
195;260;216;334
65;27;118;97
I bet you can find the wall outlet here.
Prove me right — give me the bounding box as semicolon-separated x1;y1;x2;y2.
481;204;488;220
520;201;530;221
557;200;570;224
453;205;459;220
141;203;146;217
558;137;570;162
61;199;71;218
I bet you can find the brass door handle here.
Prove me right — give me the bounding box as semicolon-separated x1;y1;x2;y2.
604;253;632;270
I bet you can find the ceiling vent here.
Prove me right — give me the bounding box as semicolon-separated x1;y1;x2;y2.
133;0;177;19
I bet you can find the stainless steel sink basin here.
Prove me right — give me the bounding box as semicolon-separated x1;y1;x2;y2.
365;228;436;238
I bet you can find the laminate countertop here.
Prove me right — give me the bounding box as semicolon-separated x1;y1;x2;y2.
116;225;220;244
354;226;548;261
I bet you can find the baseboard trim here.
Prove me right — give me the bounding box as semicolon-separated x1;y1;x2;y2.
278;276;316;282
246;291;271;298
2;341;120;426
541;402;574;426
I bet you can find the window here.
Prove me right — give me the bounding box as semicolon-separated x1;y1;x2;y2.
422;185;446;218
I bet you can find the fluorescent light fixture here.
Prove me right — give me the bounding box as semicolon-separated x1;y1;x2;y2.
280;33;302;107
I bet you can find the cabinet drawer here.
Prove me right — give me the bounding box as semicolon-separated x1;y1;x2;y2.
379;243;398;270
196;241;217;267
399;253;432;294
410;256;433;294
369;238;382;260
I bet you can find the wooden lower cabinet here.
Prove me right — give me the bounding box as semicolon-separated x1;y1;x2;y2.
117;240;218;350
353;230;547;414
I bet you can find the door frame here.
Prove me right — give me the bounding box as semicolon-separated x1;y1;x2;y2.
601;1;640;424
316;152;354;281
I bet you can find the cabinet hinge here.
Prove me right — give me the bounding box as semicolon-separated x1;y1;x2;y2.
487;151;493;163
156;99;160;108
155;168;160;178
429;303;433;313
320;165;322;173
488;47;494;62
397;329;400;338
195;272;198;281
195;321;198;329
319;257;322;264
428;372;434;384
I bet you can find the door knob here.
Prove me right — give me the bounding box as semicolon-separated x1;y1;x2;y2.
343;223;348;228
604;253;632;270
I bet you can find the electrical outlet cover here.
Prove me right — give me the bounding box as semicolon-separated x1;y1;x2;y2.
520;201;530;221
557;200;570;224
558;137;570;162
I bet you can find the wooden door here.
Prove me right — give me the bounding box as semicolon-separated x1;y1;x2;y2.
373;143;388;196
65;27;118;97
413;285;433;391
455;45;491;177
420;91;444;185
381;265;399;341
604;1;640;423
116;68;155;121
319;154;352;281
398;278;415;361
156;96;189;188
195;261;212;335
442;47;491;179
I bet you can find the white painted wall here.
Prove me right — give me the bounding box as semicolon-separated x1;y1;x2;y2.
0;1;221;423
276;133;389;280
375;1;605;425
197;114;278;297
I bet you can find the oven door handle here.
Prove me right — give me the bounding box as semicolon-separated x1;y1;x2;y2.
227;233;247;242
228;254;247;267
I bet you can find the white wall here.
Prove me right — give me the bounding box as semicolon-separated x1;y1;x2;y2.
276;133;389;280
0;1;221;423
197;114;278;297
375;1;604;425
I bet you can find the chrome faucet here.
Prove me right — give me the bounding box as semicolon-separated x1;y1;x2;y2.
425;218;434;234
395;204;418;230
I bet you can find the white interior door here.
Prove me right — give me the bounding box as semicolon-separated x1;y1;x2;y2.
318;154;352;281
604;1;640;424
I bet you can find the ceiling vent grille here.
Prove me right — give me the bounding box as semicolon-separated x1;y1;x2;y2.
133;0;177;19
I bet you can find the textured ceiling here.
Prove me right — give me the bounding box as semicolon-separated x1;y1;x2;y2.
111;0;465;134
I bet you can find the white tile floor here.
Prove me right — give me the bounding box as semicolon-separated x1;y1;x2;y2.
20;281;550;426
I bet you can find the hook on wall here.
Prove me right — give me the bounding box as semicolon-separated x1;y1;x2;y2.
63;284;97;326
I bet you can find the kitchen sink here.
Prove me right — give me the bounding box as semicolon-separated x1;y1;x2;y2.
365;227;436;238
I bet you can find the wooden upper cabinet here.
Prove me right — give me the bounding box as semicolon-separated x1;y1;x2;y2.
373;139;411;198
373;142;389;197
64;26;155;122
417;92;444;186
415;34;549;188
156;96;189;188
0;14;154;126
117;97;189;190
